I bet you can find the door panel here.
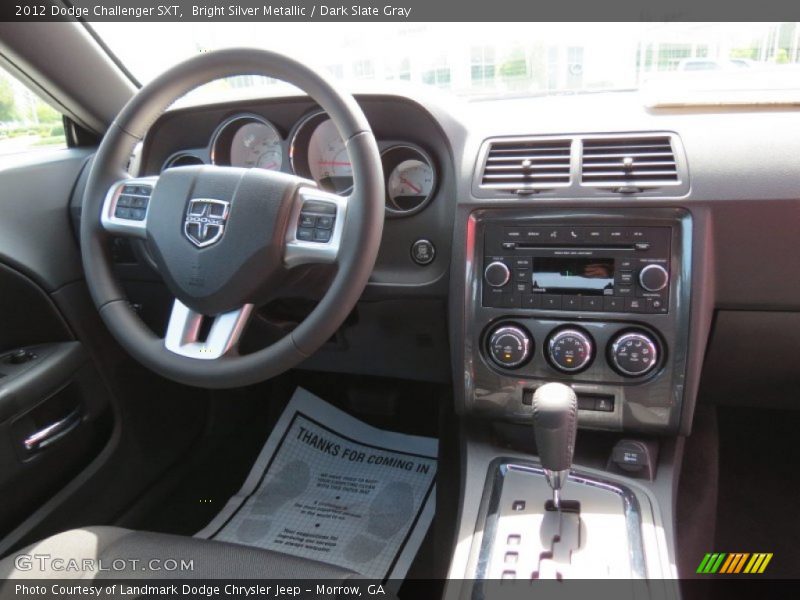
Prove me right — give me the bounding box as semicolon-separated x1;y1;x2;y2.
0;150;112;536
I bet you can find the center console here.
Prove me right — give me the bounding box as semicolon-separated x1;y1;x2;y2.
460;208;691;433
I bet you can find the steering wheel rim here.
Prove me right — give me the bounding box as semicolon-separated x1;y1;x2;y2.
81;48;384;388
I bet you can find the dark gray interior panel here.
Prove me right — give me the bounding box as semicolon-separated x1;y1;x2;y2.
699;310;800;409
0;148;92;292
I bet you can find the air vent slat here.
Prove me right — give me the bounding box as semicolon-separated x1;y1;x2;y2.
480;138;572;192
581;136;679;189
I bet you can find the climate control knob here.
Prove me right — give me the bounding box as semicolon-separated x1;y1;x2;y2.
609;331;659;377
639;264;669;292
484;261;511;287
487;325;533;369
547;328;594;373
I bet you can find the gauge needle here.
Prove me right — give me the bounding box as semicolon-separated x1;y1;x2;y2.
262;162;277;170
400;177;422;194
317;161;352;167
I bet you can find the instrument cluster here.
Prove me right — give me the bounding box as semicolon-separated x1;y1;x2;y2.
161;110;438;217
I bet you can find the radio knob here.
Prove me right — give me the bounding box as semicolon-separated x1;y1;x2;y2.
487;325;533;369
639;264;669;292
547;328;594;373
484;261;511;287
609;331;659;377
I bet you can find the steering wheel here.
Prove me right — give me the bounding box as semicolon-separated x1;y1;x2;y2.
81;49;384;388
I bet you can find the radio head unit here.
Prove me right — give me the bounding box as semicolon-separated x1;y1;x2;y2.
482;224;671;314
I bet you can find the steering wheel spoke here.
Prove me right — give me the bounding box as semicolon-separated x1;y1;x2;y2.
284;186;349;268
164;299;253;360
100;176;158;238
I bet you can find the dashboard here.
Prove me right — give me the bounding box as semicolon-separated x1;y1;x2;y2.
158;107;437;216
138;96;456;294
118;88;800;435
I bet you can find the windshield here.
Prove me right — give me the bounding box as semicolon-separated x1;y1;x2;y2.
92;22;800;102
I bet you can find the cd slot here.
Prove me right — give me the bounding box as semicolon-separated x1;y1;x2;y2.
513;243;636;251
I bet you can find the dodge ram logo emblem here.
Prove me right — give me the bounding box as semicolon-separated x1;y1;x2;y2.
184;199;230;248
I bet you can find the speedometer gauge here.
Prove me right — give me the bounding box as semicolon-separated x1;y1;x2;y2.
381;145;437;216
211;115;283;171
307;119;352;193
229;121;282;170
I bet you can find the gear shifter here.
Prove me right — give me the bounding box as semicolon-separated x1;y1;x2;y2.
532;383;578;509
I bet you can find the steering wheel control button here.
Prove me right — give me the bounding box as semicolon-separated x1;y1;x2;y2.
297;200;337;244
115;185;151;221
547;328;594;373
609;331;659;377
484;261;511;287
639;264;669;292
411;239;435;265
297;227;314;241
487;325;533;369
313;229;332;242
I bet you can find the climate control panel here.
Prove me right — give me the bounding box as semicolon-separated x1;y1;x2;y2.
485;322;661;380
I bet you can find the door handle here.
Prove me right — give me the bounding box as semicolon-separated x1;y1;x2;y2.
23;408;81;452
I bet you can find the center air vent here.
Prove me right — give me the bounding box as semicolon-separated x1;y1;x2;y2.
581;136;679;189
480;138;571;193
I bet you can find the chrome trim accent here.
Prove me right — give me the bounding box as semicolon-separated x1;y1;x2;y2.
23;409;81;452
474;459;647;585
183;198;230;248
209;113;282;168
288;109;327;177
483;261;510;287
610;332;659;377
284;186;349;268
380;143;437;217
547;328;594;373
100;176;158;238
639;263;670;292
164;300;253;360
487;325;532;369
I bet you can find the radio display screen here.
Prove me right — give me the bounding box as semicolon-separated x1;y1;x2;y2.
532;257;614;295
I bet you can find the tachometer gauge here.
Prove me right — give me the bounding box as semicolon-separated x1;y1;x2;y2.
381;145;437;216
229;121;282;170
211;115;283;171
307;119;353;193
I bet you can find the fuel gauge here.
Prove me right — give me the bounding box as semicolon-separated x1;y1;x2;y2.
381;145;437;216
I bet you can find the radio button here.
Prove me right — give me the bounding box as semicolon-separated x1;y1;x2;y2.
512;257;532;268
585;228;605;243
582;296;603;311
647;297;668;313
499;294;520;309
524;228;546;242
604;296;625;312
563;295;581;310
541;294;562;310
618;270;634;284
635;242;652;252
515;269;530;282
607;228;627;243
565;227;585;243
501;242;516;250
504;227;524;240
639;264;669;292
522;294;542;309
617;286;634;296
543;227;563;242
626;297;646;312
485;261;511;287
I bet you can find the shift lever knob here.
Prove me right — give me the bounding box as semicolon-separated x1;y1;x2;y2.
532;382;578;508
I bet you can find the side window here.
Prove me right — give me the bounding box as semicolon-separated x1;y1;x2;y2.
0;65;66;158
